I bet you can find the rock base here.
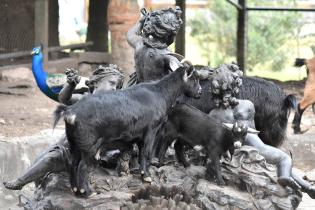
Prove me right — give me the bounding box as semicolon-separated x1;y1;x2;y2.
20;146;301;210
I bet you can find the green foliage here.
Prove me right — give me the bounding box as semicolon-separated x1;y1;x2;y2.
188;0;301;71
247;11;299;71
188;0;237;66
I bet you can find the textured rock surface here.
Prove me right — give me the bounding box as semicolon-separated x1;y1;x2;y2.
18;146;302;210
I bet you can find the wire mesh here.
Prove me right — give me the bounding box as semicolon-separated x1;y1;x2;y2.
0;0;34;58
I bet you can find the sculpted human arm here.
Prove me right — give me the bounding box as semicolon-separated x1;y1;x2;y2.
127;14;145;49
58;68;83;105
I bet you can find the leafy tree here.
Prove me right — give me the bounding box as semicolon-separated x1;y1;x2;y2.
188;0;300;71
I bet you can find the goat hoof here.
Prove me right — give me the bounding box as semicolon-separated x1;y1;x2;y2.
150;158;160;167
89;191;98;198
293;129;309;134
73;187;78;192
183;162;191;168
80;188;85;194
143;176;152;183
234;141;242;148
141;170;145;175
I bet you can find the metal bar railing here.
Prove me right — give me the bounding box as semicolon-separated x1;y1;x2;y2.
247;7;315;12
0;41;93;60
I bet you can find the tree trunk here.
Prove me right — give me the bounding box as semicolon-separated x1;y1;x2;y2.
236;0;247;74
86;0;109;52
48;0;59;47
175;0;185;56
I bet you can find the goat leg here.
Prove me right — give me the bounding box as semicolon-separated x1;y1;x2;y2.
155;136;173;167
174;140;191;168
138;142;152;182
292;103;305;134
70;149;81;195
76;156;93;197
141;128;159;182
207;152;225;186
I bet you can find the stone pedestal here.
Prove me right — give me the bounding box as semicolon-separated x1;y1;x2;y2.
17;146;302;210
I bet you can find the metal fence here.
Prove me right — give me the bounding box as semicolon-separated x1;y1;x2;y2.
0;0;35;65
0;0;92;67
187;0;314;80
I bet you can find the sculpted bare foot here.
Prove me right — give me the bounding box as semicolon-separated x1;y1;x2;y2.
3;179;24;190
304;186;315;199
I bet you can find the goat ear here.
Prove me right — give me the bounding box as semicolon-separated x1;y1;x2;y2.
247;127;260;134
180;59;192;66
169;57;180;71
222;123;233;131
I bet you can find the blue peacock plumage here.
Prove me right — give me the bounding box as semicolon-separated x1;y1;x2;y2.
31;46;88;102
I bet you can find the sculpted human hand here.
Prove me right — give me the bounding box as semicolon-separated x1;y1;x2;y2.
65;68;81;85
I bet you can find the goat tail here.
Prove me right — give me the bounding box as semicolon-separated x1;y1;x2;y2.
294;58;306;67
53;104;67;129
284;94;297;111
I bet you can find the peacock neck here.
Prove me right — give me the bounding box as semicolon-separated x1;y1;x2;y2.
32;54;48;86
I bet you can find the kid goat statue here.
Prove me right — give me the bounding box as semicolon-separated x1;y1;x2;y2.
53;61;202;197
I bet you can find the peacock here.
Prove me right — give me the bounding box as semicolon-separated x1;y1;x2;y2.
31;46;88;102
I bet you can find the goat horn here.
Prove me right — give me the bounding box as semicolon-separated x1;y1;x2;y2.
247;127;260;134
195;69;212;79
180;59;194;78
222;123;234;131
180;59;193;66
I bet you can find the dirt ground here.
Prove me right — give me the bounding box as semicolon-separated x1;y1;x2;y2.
0;80;59;137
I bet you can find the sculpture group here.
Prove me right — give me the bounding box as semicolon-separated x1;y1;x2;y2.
3;6;315;209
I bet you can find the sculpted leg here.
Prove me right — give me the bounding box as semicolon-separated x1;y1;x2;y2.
291;171;315;199
174;140;190;168
244;134;299;189
3;149;66;190
116;149;132;176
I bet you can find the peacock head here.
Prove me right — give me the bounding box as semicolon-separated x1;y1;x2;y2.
31;46;42;56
